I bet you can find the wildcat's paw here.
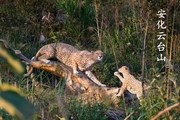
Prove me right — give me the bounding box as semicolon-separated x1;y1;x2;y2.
41;59;50;63
99;84;106;87
114;71;119;76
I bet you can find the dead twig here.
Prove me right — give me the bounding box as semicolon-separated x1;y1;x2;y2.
0;39;31;63
124;111;134;120
150;102;180;120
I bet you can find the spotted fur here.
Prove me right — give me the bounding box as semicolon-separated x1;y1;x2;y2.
32;42;106;86
114;66;149;100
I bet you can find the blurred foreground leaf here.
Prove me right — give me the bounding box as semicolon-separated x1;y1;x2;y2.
0;42;25;76
0;84;35;120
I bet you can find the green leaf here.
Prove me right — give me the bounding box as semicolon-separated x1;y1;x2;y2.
0;84;35;120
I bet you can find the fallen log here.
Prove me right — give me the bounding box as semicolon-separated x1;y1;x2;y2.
0;39;121;106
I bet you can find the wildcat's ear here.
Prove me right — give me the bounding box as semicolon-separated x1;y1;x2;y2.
125;67;128;70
